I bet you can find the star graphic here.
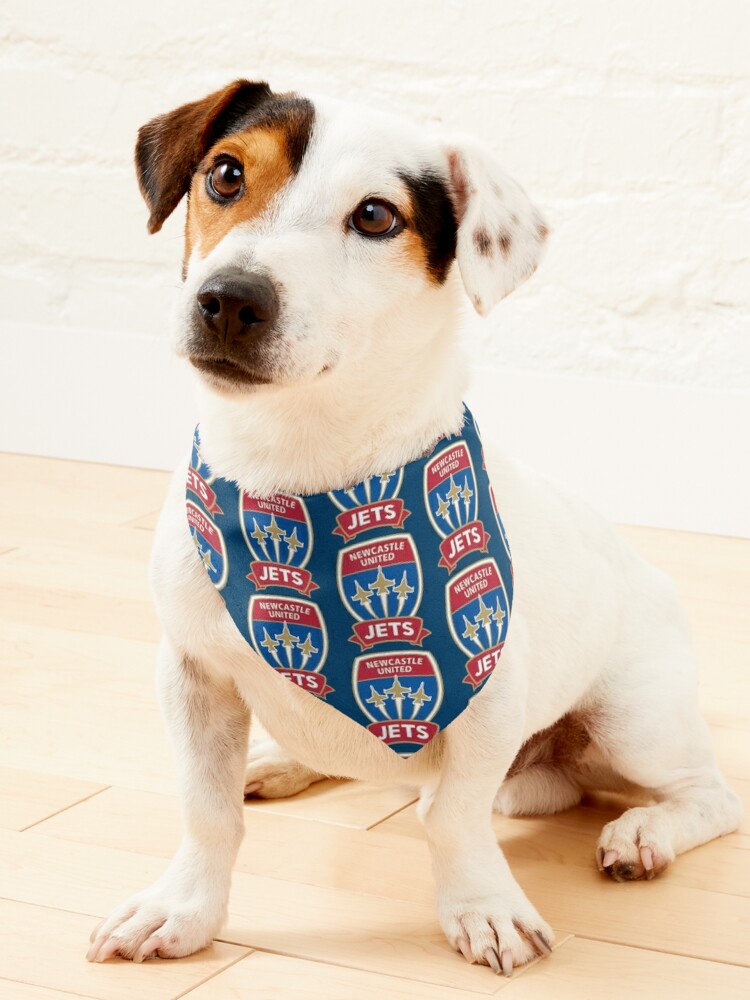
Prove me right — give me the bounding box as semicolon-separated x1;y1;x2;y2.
436;495;451;519
277;623;297;650
366;685;387;710
250;519;267;545
297;633;318;659
285;527;303;557
200;546;216;573
409;682;432;709
260;629;280;655
446;477;461;503
462;615;480;642
190;527;200;548
266;515;285;543
352;581;373;607
394;572;414;602
384;677;410;700
474;597;493;628
371;566;396;597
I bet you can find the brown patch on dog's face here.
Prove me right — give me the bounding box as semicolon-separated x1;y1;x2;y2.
186;128;294;261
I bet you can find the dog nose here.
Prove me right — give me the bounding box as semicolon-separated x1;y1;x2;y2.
195;269;279;347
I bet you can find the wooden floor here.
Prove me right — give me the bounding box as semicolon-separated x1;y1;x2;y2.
0;452;748;1000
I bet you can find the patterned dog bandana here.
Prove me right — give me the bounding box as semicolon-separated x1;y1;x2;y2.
186;408;513;758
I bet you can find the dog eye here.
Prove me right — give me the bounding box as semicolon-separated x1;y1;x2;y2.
349;199;401;237
207;158;244;201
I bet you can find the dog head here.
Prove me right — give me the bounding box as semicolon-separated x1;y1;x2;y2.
136;80;548;394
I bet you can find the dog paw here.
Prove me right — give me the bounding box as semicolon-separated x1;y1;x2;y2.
596;806;676;881
245;737;325;799
86;885;223;962
440;893;555;975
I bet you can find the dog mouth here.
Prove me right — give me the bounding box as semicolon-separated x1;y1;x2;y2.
188;356;273;386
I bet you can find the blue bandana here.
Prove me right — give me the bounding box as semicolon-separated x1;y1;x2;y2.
186;408;513;758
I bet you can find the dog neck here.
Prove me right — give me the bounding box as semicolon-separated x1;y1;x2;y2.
194;307;469;498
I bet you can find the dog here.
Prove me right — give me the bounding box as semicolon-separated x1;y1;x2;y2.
86;80;742;974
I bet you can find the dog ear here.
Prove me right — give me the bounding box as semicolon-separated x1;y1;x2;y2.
135;79;272;234
444;135;549;316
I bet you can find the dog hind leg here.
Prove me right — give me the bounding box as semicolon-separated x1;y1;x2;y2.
245;734;327;798
591;648;742;881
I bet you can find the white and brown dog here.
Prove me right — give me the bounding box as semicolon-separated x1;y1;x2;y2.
87;80;741;974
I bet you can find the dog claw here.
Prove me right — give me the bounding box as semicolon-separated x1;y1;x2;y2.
640;845;655;877
530;930;552;956
484;947;502;974
85;935;104;962
601;849;619;868
89;920;104;944
596;846;605;871
457;937;474;963
500;948;514;977
134;933;162;963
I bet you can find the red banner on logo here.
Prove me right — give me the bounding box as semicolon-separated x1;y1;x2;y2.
333;499;410;541
247;561;318;595
349;617;430;650
463;643;504;688
186;467;223;516
438;520;490;572
367;720;439;746
278;668;333;698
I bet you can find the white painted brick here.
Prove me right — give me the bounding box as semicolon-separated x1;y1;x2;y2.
1;0;748;392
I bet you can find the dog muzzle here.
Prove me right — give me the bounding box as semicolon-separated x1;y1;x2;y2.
186;407;513;758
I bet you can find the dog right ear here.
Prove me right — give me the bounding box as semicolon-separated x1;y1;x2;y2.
135;80;272;234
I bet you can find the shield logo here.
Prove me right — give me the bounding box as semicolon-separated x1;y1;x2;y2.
187;500;229;590
329;468;409;541
424;441;479;539
446;558;510;689
329;468;404;512
240;492;318;595
353;651;443;756
338;533;422;621
240;493;313;567
249;595;333;698
424;441;489;572
337;534;429;649
187;429;223;516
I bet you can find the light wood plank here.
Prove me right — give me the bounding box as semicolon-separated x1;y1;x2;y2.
124;510;160;531
185;950;515;999
0;766;106;831
0;899;249;1000
242;776;416;829
0;623;173;792
0;453;169;528
0;829;569;994
0;537;155;602
0;982;100;1000
500;936;750;999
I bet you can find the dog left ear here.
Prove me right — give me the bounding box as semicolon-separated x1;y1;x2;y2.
444;136;549;316
135;79;272;234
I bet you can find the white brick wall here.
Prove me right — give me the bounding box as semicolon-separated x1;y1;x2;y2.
1;0;749;531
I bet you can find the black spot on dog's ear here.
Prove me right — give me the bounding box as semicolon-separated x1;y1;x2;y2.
473;228;493;256
399;168;458;283
498;230;513;257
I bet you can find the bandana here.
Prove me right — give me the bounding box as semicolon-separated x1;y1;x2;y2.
186;408;513;758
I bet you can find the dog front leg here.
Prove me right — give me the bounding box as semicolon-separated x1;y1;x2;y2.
87;638;249;962
421;682;554;975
